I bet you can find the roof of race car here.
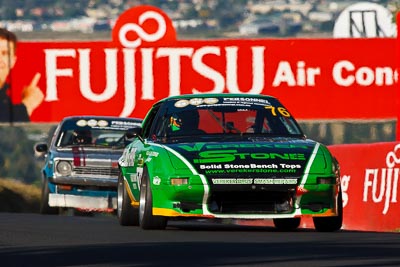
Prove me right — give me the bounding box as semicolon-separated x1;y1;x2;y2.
155;93;277;103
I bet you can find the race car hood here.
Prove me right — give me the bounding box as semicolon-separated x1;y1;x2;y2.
164;137;327;178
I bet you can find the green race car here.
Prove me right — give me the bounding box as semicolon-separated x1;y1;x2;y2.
118;94;342;231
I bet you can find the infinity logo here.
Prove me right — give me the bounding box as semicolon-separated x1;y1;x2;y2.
118;10;167;48
386;144;400;168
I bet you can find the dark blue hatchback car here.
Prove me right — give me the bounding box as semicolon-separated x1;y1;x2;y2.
35;116;142;214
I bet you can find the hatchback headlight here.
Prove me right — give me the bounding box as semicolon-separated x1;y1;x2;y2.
56;161;72;176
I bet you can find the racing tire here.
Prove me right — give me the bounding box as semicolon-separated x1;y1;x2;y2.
117;172;139;226
139;167;167;230
273;218;301;231
39;180;59;215
313;190;343;232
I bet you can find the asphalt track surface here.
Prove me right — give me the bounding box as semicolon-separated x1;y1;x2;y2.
1;212;400;267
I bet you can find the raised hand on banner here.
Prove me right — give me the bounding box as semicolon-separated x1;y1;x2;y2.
21;72;44;116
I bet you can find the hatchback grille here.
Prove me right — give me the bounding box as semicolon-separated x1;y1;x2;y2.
73;167;119;177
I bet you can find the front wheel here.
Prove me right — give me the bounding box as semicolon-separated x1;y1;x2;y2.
39;180;59;215
139;167;167;230
313;190;343;232
117;172;139;226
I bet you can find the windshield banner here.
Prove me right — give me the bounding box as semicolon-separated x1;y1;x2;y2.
3;5;397;123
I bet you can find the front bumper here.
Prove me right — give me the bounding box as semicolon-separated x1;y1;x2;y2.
151;183;339;219
49;176;117;187
49;193;117;210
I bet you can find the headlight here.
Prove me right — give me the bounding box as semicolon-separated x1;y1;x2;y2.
332;157;340;176
170;178;189;185
317;177;332;184
56;161;72;176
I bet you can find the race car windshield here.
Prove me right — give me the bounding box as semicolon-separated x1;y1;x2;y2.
55;120;134;148
153;97;304;139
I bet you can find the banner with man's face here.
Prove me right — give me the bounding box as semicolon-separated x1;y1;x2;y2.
7;5;398;123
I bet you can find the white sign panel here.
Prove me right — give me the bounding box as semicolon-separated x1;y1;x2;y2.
333;2;396;38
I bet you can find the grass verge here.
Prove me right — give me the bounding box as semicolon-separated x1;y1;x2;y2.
0;178;40;213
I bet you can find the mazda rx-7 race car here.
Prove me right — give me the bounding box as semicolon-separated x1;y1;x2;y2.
118;94;342;231
35;116;142;215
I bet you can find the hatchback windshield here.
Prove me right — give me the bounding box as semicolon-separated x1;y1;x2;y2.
55;118;141;148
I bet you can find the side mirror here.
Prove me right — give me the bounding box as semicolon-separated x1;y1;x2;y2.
125;127;144;143
34;143;48;159
35;143;48;153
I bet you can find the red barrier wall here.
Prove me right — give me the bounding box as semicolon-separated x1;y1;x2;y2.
397;12;400;140
329;142;400;232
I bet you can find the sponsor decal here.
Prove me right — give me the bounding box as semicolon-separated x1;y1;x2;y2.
109;120;141;128
76;119;90;127
193;150;306;164
146;151;159;157
174;98;220;108
222;97;270;106
98;120;109;127
201;163;299;175
363;144;400;214
211;178;297;185
120;146;137;166
135;166;143;189
341;174;351;207
171;142;309;175
200;163;280;169
178;143;311;151
74;119;139;130
130;173;138;183
153;176;161;186
87;119;99;127
174;99;190;108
